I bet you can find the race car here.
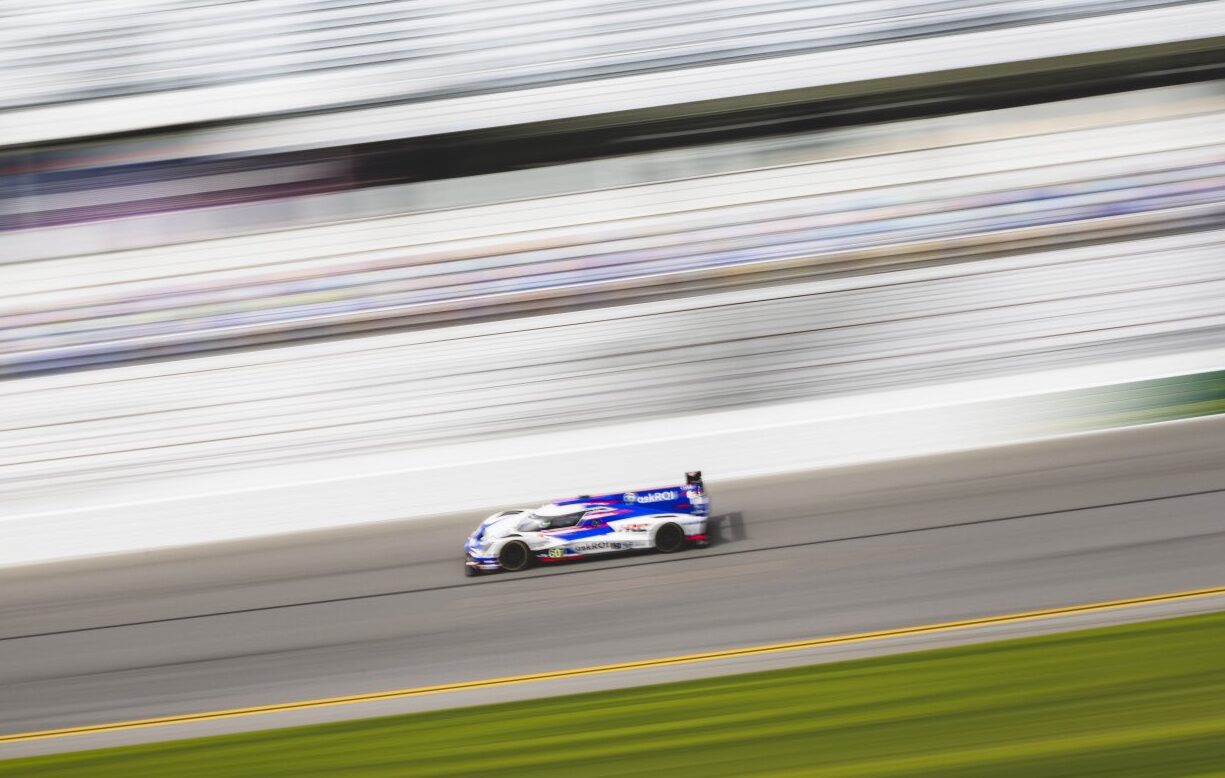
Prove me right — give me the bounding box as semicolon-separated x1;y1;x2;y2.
464;471;709;575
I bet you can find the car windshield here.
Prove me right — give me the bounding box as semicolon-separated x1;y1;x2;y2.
516;509;585;532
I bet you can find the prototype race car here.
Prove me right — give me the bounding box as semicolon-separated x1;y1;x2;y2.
464;471;709;575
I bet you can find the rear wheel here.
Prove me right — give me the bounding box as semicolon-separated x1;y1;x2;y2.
653;522;686;553
497;540;533;572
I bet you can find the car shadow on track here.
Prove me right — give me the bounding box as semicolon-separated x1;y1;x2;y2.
705;511;747;546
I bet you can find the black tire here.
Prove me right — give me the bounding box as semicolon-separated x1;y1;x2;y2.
497;540;534;572
653;522;686;553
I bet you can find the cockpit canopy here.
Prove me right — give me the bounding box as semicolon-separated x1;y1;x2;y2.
516;503;587;532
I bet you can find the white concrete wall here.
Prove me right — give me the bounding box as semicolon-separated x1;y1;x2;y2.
3;346;1222;568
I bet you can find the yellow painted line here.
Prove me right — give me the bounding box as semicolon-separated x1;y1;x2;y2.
4;583;1224;745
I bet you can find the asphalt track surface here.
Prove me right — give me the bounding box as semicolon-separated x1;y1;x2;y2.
3;416;1225;757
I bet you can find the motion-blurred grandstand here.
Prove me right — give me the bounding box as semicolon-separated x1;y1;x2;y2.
2;0;1225;516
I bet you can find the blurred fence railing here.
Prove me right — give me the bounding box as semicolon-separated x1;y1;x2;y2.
0;0;1190;112
0;152;354;231
4;1;1224;147
1;228;1223;503
3;80;1220;250
2;108;1224;375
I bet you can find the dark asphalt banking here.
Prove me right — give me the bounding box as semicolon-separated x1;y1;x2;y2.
2;416;1224;752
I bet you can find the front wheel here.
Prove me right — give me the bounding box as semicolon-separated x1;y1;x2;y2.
497;540;534;572
653;522;686;553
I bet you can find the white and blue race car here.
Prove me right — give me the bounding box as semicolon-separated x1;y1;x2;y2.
464;471;709;575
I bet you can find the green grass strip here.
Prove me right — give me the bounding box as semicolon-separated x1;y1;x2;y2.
5;609;1225;777
1075;370;1225;431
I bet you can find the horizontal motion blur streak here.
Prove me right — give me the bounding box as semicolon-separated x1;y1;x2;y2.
3;584;1222;744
